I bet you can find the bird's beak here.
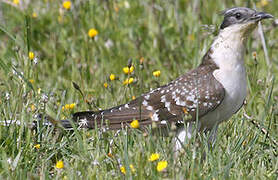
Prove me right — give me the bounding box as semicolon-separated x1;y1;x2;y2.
251;11;274;21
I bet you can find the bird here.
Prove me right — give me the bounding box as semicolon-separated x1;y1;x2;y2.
60;7;273;150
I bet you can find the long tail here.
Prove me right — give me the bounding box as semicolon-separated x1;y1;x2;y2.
60;101;155;130
0;114;54;128
59;92;181;130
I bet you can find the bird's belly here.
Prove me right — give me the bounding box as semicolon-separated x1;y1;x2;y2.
200;67;247;130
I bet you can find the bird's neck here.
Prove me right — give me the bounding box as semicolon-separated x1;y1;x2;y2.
208;25;248;70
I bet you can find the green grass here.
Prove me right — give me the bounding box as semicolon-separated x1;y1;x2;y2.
0;0;277;179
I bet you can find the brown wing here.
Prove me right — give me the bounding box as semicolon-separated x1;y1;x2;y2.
67;61;225;130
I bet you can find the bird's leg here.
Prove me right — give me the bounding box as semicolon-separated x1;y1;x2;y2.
174;122;194;151
207;123;219;149
174;122;219;157
201;123;219;161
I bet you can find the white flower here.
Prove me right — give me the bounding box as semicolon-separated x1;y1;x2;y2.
34;57;39;64
5;92;10;100
92;160;99;166
124;1;130;8
12;69;17;75
7;158;12;164
41;93;48;103
105;39;113;49
18;72;24;80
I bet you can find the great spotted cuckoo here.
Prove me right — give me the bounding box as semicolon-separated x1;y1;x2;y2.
60;7;273;150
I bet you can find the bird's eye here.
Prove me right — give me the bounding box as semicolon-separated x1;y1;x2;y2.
235;13;242;19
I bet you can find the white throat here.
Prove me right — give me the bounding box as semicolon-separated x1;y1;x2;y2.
210;24;248;70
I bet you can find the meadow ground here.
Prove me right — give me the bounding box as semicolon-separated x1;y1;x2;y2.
0;0;277;179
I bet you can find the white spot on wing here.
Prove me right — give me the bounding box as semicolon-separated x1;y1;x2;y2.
165;101;171;111
161;120;167;124
186;94;196;102
142;100;148;106
176;99;186;106
145;94;150;100
146;106;153;111
161;95;166;103
152;112;159;121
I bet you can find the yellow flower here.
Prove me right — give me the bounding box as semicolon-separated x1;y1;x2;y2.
13;0;19;5
157;160;167;172
128;78;134;84
122;67;129;74
260;0;269;7
123;78;134;85
63;1;71;10
120;165;135;175
56;160;64;169
63;103;75;110
107;153;113;158
139;57;144;64
88;28;98;38
148;153;160;162
37;88;41;94
252;51;257;59
130;120;139;129
29;79;35;84
31;104;36;112
69;103;75;109
29;51;34;60
114;5;119;13
120;166;126;174
103;82;108;88
130;66;134;72
132;96;136;100
123;79;128;85
153;70;161;77
32;12;38;18
109;74;115;81
34;144;40;149
129;164;135;173
123;66;134;74
65;104;70;110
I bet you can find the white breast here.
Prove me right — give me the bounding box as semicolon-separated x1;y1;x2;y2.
200;26;248;129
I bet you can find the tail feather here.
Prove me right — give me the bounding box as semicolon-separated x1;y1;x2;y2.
60;119;74;129
58;89;188;130
59;100;155;130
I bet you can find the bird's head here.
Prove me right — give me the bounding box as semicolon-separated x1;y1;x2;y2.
220;7;273;37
